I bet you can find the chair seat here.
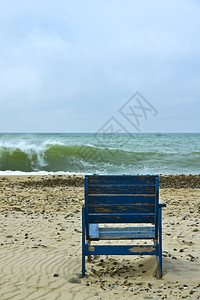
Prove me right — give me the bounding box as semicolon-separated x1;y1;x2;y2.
89;224;155;240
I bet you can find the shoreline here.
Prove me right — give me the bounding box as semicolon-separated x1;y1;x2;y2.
1;174;200;189
0;174;199;299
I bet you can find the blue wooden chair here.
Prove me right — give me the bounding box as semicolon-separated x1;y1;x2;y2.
82;175;166;278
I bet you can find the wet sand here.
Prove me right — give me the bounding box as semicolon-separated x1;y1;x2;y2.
0;175;199;299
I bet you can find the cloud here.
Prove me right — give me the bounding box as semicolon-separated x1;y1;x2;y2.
0;0;200;132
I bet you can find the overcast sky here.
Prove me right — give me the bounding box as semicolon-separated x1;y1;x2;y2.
0;0;200;133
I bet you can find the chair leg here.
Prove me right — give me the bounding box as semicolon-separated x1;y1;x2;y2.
154;239;162;279
158;206;163;278
87;241;91;262
154;206;163;279
82;250;85;277
82;207;86;277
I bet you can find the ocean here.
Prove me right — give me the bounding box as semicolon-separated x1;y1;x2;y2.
0;133;199;175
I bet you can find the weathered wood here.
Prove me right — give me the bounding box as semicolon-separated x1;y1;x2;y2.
100;226;154;231
89;225;155;240
88;175;156;185
88;213;155;224
99;227;155;240
82;175;166;279
88;184;155;195
86;245;156;256
88;204;155;213
88;194;155;205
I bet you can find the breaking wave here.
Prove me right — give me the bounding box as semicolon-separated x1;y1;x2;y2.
0;136;199;175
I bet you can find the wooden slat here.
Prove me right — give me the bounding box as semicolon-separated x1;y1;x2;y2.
87;175;157;185
88;226;155;240
88;184;155;195
88;204;155;213
88;213;155;224
86;245;156;256
100;226;154;232
99;227;155;239
88;195;156;205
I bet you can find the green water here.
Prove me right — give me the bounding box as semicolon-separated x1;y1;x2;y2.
0;133;199;175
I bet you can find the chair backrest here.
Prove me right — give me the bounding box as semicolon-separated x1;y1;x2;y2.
85;175;159;225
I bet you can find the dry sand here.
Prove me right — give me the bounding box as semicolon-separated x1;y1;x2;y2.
0;175;199;300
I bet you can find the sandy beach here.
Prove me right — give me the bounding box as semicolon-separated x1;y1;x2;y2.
0;175;199;300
